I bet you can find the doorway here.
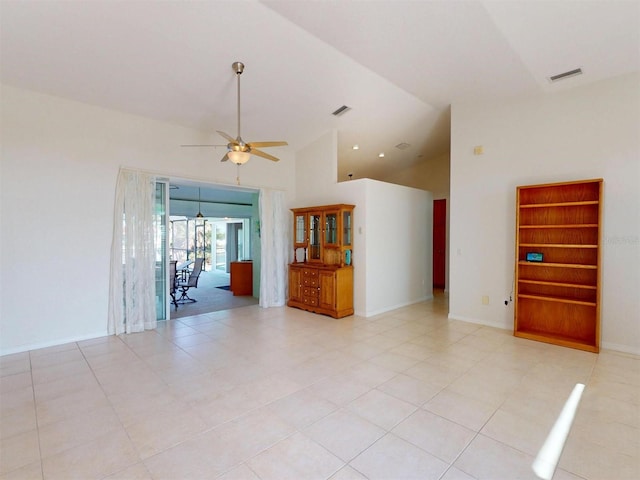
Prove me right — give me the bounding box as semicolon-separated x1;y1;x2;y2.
433;199;446;289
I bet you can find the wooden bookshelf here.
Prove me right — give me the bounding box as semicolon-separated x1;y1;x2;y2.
514;179;602;352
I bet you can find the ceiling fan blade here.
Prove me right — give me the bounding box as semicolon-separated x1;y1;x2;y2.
251;148;280;162
217;130;237;143
221;153;229;162
180;144;226;147
247;141;288;148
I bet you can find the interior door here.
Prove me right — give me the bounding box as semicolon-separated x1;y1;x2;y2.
433;199;446;289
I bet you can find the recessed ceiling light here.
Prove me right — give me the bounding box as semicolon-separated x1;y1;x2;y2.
378;152;385;158
352;145;359;150
395;142;410;150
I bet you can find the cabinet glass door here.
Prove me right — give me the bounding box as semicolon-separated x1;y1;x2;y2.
309;213;322;261
343;210;352;246
325;212;338;245
294;213;307;246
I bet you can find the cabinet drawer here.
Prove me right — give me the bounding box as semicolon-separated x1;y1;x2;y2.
303;277;318;287
303;296;318;306
303;286;318;297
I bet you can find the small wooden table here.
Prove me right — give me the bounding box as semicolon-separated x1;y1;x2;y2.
230;261;253;296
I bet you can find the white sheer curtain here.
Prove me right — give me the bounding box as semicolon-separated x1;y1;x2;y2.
259;189;289;307
108;169;157;335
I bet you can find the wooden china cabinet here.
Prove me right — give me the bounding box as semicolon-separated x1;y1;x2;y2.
288;204;355;318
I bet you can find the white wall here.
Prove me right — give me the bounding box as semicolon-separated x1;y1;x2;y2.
382;152;451;291
0;85;295;354
294;130;433;316
449;72;640;354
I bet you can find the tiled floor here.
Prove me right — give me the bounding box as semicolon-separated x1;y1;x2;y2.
1;294;638;479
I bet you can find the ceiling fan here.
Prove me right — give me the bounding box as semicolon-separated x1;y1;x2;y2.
182;61;288;164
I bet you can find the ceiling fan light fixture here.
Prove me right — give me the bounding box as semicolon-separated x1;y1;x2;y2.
228;151;251;165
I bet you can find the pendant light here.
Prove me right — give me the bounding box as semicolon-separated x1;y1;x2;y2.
196;188;204;219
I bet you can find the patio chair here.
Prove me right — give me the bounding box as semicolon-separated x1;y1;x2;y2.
169;260;178;309
176;258;204;303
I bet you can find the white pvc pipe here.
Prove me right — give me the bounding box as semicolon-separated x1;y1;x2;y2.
532;383;585;480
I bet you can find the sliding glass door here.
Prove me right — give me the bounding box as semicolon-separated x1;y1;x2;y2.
154;181;169;320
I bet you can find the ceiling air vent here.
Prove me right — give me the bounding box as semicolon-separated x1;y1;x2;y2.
395;143;411;150
549;68;583;83
331;105;351;116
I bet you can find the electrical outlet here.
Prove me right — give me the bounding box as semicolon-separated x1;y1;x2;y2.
482;296;489;305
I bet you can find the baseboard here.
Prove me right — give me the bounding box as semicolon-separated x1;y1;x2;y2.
362;295;433;318
0;330;108;357
447;313;510;331
601;342;640;356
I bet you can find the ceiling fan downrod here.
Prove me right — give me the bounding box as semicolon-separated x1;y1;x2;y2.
232;61;244;141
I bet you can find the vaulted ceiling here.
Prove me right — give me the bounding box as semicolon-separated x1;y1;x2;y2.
1;1;638;182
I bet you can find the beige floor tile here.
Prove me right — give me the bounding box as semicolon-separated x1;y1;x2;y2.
368;351;420;372
305;409;385;462
143;429;239;479
423;389;497;432
453;434;538;480
579;388;640;428
309;373;372;406
0;371;32;393
588;376;640;405
213;407;295;461
0;461;42;480
30;349;85;372
248;432;344;480
0;386;34;419
393;410;476;463
168;371;235;407
38;404;122;458
102;462;153;480
0;429;40;475
350;433;449;480
439;466;477;480
268;388;339;429
0;353;31;378
216;463;261;480
237;373;304;406
567;415;640;464
108;389;185;427
344;361;397;388
328;465;368;479
33;371;100;403
347;388;417;430
195;385;264;427
125;409;209;459
560;431;640;480
35;387;111;426
479;408;549;457
361;334;407;351
403;360;464;390
30;359;92;386
378;373;442;406
42;429;139;479
387;341;437;361
0;402;37;440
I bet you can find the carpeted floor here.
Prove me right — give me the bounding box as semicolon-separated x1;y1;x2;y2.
171;268;258;319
